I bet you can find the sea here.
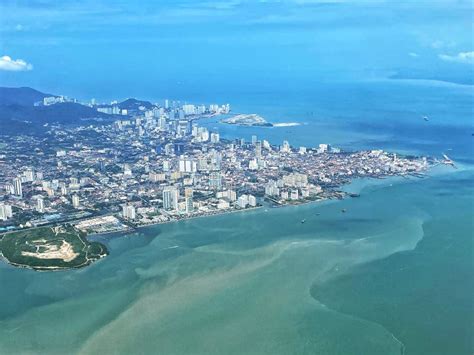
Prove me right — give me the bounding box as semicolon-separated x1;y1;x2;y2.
0;78;472;355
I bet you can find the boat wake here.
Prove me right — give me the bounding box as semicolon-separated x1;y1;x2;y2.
273;122;302;127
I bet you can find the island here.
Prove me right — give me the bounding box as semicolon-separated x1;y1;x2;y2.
221;114;273;127
0;225;108;271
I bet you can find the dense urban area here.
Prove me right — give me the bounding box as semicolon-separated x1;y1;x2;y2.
0;92;437;269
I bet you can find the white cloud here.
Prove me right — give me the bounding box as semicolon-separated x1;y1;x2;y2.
409;52;419;58
0;55;33;71
438;51;474;64
430;40;456;49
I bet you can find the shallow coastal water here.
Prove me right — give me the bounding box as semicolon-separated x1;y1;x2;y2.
0;167;472;355
0;79;473;354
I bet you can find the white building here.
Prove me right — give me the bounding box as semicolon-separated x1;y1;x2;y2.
0;204;13;221
72;195;80;208
37;197;45;213
163;186;179;211
185;196;194;213
210;132;220;144
237;195;249;208
217;199;230;209
280;140;291;153
13;177;22;197
248;195;257;207
290;190;299;200
122;204;136;220
318;144;329;153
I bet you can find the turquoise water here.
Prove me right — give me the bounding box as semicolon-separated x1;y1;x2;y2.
0;79;472;354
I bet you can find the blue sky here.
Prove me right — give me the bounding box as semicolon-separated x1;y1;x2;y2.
0;0;472;101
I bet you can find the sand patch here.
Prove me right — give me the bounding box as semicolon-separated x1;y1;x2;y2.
22;240;79;262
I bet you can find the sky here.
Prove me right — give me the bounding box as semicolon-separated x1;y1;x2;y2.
0;0;473;101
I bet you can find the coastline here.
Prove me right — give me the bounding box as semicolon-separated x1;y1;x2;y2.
95;169;449;239
0;163;457;272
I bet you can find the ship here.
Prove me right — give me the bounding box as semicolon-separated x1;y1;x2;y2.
442;153;456;168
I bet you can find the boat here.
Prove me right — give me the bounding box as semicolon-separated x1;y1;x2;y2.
422;115;429;121
341;209;347;213
301;219;306;224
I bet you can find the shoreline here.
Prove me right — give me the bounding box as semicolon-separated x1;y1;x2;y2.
93;171;441;238
0;163;459;272
119;205;264;234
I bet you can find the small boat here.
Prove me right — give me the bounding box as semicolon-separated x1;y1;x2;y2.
301;219;306;224
341;209;347;213
422;115;429;122
315;213;320;216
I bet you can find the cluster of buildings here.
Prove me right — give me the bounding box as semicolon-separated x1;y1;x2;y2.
0;97;432;233
34;95;77;106
94;99;230;120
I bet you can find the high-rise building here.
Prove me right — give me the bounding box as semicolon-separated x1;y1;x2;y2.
209;172;222;190
290;190;299;200
179;157;196;173
163;186;179;211
182;104;196;116
37;197;45;213
265;181;280;197
72;195;80;208
24;169;35;182
13;177;22;197
184;187;194;198
4;183;14;195
251;135;258;145
281;140;291;153
0;204;13;221
210;133;220;144
248;195;257;207
158;117;167;130
318;144;329;153
122;204;136;220
255;141;262;158
237;195;249;208
185;196;194;213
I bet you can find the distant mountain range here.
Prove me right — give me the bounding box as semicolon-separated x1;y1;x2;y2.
0;87;57;106
0;87;123;135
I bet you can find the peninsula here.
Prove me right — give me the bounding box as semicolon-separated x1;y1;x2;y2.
0;225;108;271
